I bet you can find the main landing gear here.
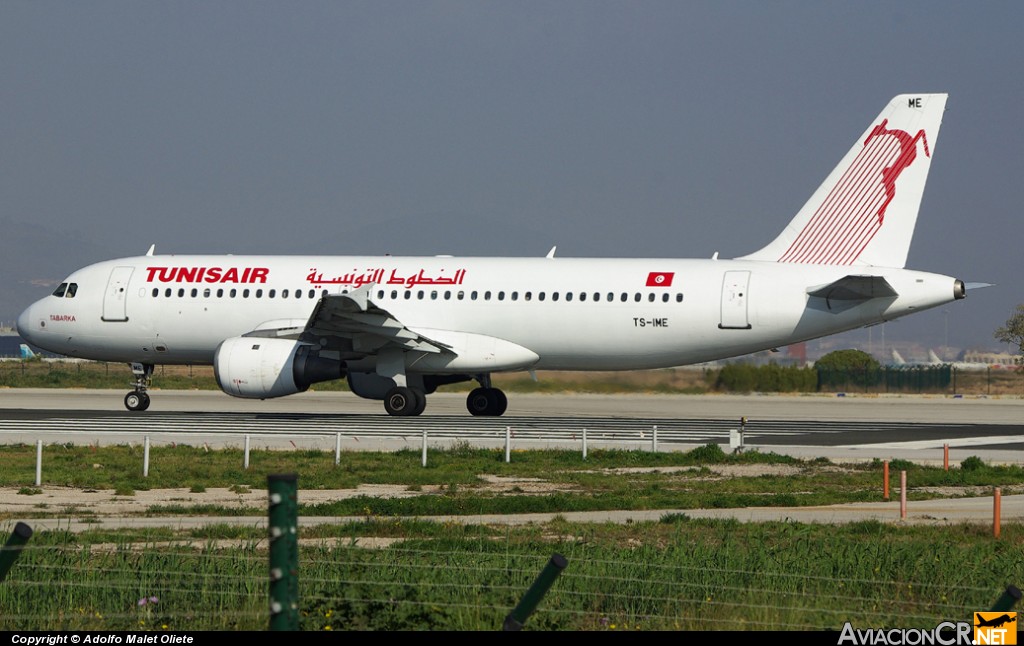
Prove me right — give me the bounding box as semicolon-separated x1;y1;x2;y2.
124;362;154;412
383;386;427;417
466;373;507;417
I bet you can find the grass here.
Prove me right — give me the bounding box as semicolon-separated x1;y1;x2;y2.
2;441;1023;630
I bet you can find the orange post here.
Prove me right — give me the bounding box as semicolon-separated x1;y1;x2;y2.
883;461;890;501
994;488;1002;538
944;444;949;471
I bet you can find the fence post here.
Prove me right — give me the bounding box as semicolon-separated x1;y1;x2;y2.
35;440;42;487
421;429;428;467
652;425;658;453
143;436;150;478
268;474;299;631
502;554;568;631
335;433;341;466
0;522;33;583
990;585;1022;611
900;470;907;520
505;426;512;463
582;428;587;461
244;435;251;470
883;461;889;501
994;488;1002;539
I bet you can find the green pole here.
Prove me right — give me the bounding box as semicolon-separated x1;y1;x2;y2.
502;553;568;631
990;585;1022;612
268;474;299;631
0;522;33;583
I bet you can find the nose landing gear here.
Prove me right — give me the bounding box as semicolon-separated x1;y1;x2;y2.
124;362;154;412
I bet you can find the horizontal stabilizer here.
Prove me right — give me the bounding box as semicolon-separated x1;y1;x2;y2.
807;275;897;308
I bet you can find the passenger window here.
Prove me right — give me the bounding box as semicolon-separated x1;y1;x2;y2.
417;290;424;300
404;291;412;300
165;288;172;297
552;292;559;302
52;283;68;297
391;290;398;299
676;293;684;302
471;291;478;301
444;291;452;300
230;289;237;298
152;288;159;298
295;290;302;299
634;293;641;302
579;292;586;302
430;290;438;300
524;291;532;301
594;293;601;302
203;288;211;298
538;292;546;301
321;290;328;297
191;288;198;297
217;289;224;298
662;293;669;303
620;293;628;302
606;293;613;302
268;289;276;298
565;292;572;302
484;291;491;300
377;290;384;299
648;293;655;302
255;289;263;298
511;291;518;301
457;291;465;301
243;289;250;298
498;291;505;301
282;289;289;298
178;288;185;298
308;289;315;298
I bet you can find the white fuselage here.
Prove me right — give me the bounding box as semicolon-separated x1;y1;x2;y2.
18;254;961;373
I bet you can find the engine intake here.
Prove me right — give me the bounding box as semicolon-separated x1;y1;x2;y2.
214;337;345;399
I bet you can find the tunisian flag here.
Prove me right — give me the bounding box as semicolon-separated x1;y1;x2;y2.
645;271;674;287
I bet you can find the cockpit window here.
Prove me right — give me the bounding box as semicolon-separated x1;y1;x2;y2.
52;283;68;297
64;283;78;298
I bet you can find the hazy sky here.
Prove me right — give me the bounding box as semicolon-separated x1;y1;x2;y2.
2;1;1022;353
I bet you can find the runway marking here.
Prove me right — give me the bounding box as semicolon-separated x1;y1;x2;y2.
840;436;1024;450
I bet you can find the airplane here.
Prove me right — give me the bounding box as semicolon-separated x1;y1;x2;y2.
925;349;993;371
16;93;984;416
19;344;37;360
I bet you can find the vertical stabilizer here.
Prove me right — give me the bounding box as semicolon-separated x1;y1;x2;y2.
739;94;947;268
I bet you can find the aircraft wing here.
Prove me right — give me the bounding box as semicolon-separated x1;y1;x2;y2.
807;275;898;311
296;286;452;355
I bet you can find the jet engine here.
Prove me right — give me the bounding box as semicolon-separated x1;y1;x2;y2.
214;337;344;399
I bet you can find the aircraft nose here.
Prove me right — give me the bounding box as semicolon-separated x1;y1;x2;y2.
16;303;36;343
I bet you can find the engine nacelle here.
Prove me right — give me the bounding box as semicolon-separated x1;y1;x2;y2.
214;337;344;399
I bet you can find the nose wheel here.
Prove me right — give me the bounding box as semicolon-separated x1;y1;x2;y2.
124;391;151;411
124;362;154;412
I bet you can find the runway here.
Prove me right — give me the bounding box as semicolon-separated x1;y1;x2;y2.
2;388;1024;464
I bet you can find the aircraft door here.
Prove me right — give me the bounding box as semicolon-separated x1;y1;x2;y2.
719;270;751;329
102;266;135;322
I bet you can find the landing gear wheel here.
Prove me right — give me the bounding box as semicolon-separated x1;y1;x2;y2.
410;388;427;416
466;387;508;416
384;386;419;416
490;388;508;416
124;391;149;412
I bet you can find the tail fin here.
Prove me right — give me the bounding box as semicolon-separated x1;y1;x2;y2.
739;94;947;268
19;344;36;359
891;349;907;366
927;349;944;364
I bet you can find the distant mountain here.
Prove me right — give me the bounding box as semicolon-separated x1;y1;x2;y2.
0;218;118;327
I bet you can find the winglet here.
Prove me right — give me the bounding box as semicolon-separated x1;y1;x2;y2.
546;246;557;259
146;244;156;257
